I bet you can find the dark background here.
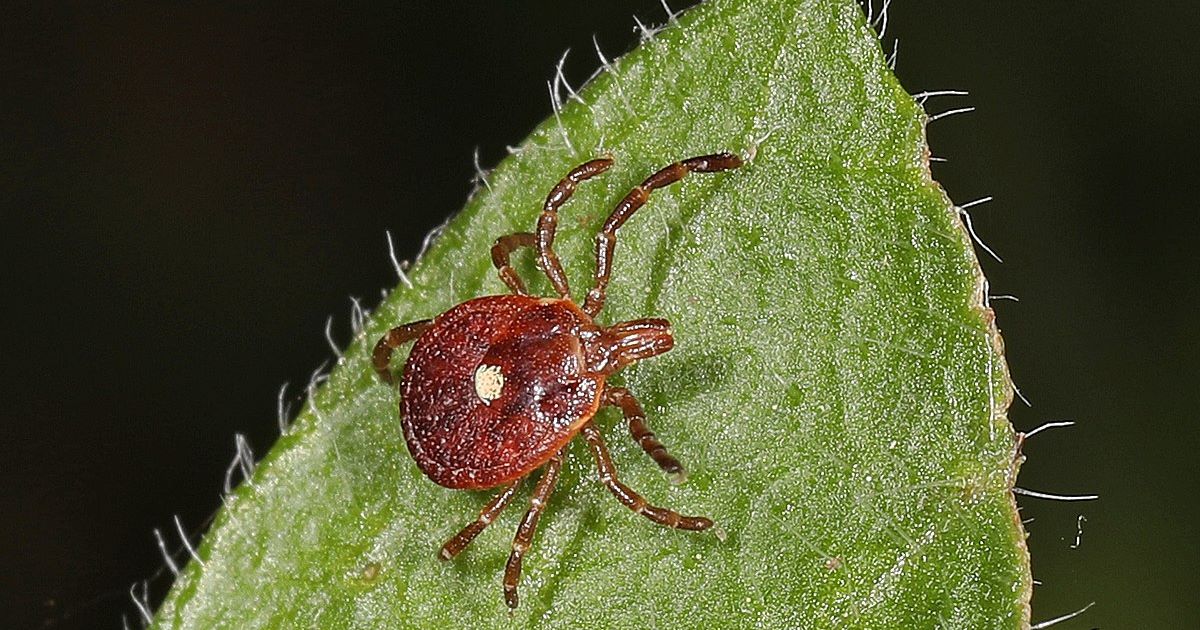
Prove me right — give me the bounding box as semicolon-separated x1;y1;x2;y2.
2;2;1195;628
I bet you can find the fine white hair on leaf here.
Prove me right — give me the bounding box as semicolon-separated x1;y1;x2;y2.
553;49;584;105
929;106;977;122
470;146;492;194
590;35;634;115
929;155;948;163
887;38;899;69
990;293;1020;302
308;364;330;389
1069;514;1087;549
659;0;680;25
416;215;449;262
306;363;331;423
745;124;783;163
592;34;615;74
1031;601;1096;629
982;275;992;310
1012;487;1099;502
547;76;563;114
1013;381;1034;407
153;527;180;577
865;0;874;23
911;89;970;106
547;80;577;156
277;382;292;435
324;316;342;361
1022;420;1075;440
129;581;152;624
223;433;256;495
633;14;662;42
385;230;414;290
959;195;994;210
879;0;892;39
173;514;204;566
236;434;255;484
980;265;996;311
956;199;1004;263
222;450;237;496
349;296;366;337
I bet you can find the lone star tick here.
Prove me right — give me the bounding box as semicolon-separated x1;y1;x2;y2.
373;152;742;609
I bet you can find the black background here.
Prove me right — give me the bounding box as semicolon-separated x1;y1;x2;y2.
3;2;1196;628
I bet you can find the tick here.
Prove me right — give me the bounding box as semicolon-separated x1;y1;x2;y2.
373;152;742;609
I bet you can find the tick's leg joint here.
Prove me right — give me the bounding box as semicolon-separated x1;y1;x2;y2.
503;451;564;609
439;480;521;561
580;421;712;532
582;152;742;317
605;386;686;482
537;157;614;301
491;232;537;295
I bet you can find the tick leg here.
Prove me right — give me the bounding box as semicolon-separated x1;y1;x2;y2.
604;386;686;484
580;421;713;532
582;152;743;317
439;480;521;560
537;157;614;299
372;319;432;384
503;450;564;609
490;232;536;295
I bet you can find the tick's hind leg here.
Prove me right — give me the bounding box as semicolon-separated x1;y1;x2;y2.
537;157;614;299
372;319;432;384
604;386;686;484
440;480;521;560
503;450;564;609
580;421;713;533
582;152;743;317
490;232;536;295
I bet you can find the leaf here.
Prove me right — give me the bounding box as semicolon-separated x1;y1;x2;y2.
154;0;1030;627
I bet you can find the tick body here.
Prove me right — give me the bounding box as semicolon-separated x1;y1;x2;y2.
374;152;742;609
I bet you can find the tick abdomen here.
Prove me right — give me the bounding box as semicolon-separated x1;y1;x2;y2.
401;295;602;489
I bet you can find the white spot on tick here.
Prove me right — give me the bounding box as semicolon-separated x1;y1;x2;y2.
474;364;504;405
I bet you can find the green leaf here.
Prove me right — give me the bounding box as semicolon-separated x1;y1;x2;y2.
154;0;1030;627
